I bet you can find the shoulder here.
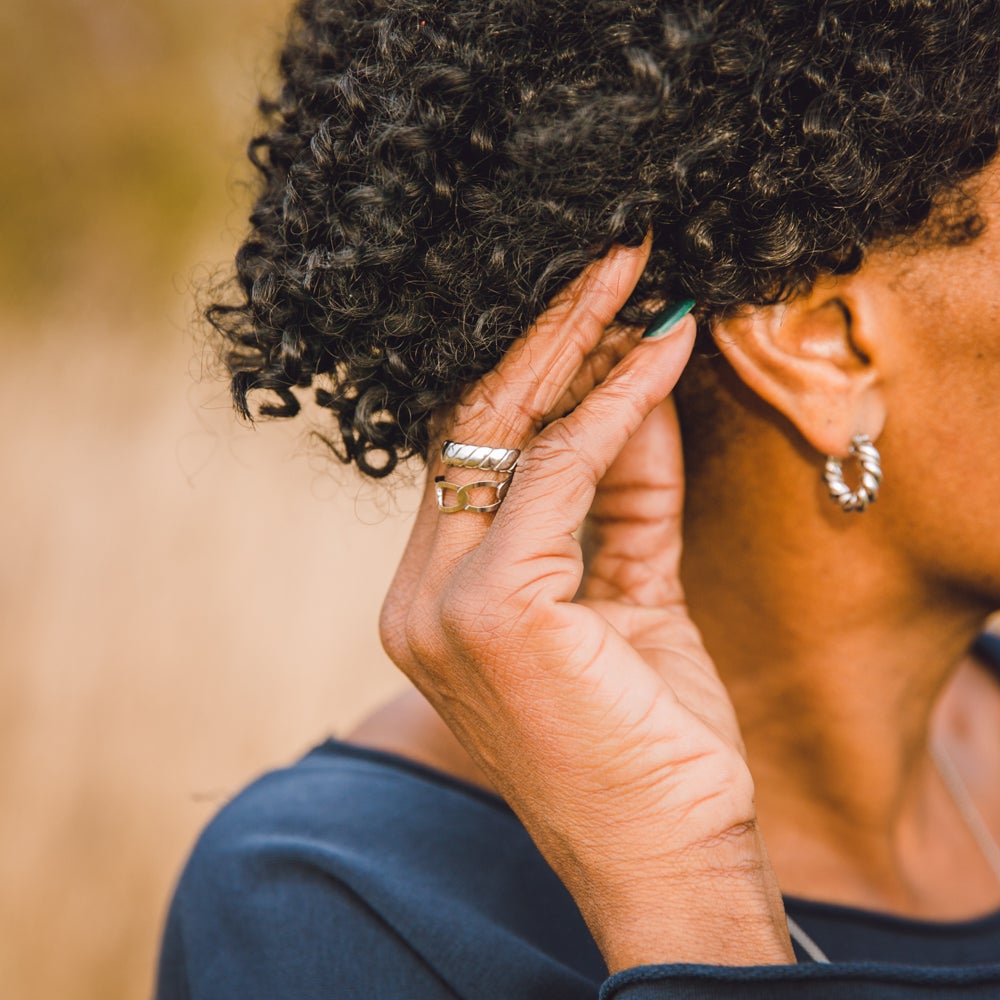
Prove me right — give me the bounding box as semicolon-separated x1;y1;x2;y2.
156;740;603;1000
183;739;533;923
190;737;513;867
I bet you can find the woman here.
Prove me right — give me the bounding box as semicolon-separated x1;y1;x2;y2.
158;1;1000;996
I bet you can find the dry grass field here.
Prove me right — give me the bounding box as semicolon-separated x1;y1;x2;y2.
1;325;419;1000
1;3;415;997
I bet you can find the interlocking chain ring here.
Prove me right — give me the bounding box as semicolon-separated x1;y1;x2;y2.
435;476;512;514
442;440;521;474
824;433;883;513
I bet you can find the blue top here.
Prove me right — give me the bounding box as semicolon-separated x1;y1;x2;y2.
157;636;1000;999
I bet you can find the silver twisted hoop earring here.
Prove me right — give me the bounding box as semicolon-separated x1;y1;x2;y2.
824;434;883;513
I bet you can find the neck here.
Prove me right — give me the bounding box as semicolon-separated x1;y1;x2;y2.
680;432;991;912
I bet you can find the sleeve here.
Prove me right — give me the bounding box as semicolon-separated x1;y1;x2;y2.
154;832;460;1000
600;963;1000;999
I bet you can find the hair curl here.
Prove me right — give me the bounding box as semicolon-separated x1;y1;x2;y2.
209;0;1000;477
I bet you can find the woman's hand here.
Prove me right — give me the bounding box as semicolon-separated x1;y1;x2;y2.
379;238;794;972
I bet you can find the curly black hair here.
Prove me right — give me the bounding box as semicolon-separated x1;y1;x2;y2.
209;0;1000;477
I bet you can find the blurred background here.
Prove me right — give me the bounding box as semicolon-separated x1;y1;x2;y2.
0;2;418;997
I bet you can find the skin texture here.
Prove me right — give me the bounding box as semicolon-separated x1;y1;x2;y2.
377;240;795;970
356;164;1000;967
677;161;1000;917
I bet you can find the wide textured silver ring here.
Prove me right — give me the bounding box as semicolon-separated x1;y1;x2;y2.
441;440;521;474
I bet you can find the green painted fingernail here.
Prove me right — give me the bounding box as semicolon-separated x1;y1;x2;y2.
642;298;696;340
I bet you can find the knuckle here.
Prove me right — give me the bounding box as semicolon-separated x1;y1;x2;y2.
401;598;445;665
530;421;576;460
382;562;518;673
464;374;505;421
454;392;529;446
593;376;648;432
438;568;524;648
437;577;487;645
574;295;617;333
380;588;447;675
378;593;410;666
527;424;601;483
542;279;586;319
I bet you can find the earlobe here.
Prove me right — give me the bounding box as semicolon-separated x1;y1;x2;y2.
712;283;886;458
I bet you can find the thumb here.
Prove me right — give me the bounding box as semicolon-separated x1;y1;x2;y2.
579;396;687;607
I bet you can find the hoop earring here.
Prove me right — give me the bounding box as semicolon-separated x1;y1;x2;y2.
824;434;882;513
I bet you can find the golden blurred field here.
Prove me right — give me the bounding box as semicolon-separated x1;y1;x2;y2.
0;3;416;997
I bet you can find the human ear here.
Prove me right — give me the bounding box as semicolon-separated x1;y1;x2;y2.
711;276;887;458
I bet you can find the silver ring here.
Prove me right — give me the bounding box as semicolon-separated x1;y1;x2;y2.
824;433;883;513
442;440;520;474
435;476;512;514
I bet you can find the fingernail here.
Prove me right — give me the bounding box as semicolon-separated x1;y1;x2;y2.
642;299;696;340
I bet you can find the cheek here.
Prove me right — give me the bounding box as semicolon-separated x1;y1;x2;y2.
887;232;1000;447
876;262;1000;601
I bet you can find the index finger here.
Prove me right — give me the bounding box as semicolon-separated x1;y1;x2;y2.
578;397;686;608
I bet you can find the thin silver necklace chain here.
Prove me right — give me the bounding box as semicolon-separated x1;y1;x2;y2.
786;915;833;964
930;739;1000;884
786;741;1000;965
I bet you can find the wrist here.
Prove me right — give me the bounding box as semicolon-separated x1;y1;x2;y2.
581;821;795;972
